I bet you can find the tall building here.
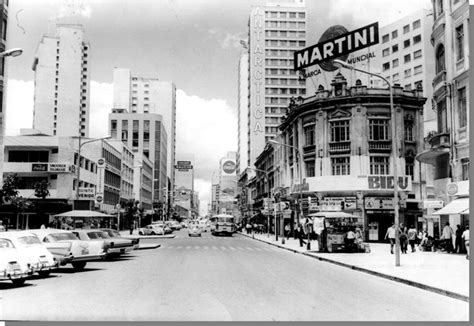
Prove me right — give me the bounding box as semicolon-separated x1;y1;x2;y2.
174;153;195;218
108;112;168;205
237;42;249;175
217;152;238;215
32;24;91;137
247;0;307;167
0;0;11;185
112;68;176;202
416;0;469;235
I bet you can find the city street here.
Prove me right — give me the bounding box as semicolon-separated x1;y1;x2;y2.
0;229;468;321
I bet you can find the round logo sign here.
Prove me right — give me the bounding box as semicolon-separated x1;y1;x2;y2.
95;195;103;203
97;158;106;167
447;183;458;196
222;160;236;174
317;25;350;72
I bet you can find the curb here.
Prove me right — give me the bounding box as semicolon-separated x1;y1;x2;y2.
237;233;469;303
137;244;161;250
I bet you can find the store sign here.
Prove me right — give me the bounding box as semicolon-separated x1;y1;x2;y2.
368;175;411;191
364;197;394;210
32;163;48;172
95;193;104;204
294;22;379;71
78;187;95;199
447;183;458;196
49;163;68;173
344;197;357;210
423;200;444;209
292;178;310;193
321;197;345;211
222;160;236;175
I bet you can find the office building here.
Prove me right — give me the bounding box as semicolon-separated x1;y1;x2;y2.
174;153;196;218
247;0;307;167
32;24;91;137
237;42;249;175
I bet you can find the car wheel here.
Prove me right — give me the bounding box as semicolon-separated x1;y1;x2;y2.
151;231;156;235
38;270;51;277
71;261;87;271
139;231;143;235
11;278;26;286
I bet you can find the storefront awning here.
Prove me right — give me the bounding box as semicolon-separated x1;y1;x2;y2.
432;198;469;215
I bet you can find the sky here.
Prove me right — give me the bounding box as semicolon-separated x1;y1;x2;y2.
4;0;432;216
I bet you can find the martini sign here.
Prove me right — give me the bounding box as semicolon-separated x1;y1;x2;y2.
294;22;379;71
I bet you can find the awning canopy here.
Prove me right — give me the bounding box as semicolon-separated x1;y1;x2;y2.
307;211;358;219
433;198;469;215
54;210;114;218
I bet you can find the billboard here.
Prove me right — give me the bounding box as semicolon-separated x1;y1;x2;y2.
221;159;236;175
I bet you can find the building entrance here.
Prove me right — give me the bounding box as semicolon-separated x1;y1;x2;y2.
367;212;394;242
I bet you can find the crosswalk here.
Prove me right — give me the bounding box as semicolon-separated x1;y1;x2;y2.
160;245;278;252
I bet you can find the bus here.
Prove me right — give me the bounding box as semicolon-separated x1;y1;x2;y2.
210;214;235;236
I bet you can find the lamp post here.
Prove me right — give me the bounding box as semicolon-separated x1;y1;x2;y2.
333;59;400;266
74;136;111;209
246;167;272;242
268;139;306;249
0;48;22;57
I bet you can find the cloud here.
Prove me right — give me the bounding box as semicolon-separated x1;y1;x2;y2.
207;28;246;49
5;79;34;135
58;1;92;19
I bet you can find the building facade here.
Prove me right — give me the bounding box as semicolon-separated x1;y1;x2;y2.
0;0;11;186
247;0;307;167
32;24;91;138
237;42;249;174
416;0;469;236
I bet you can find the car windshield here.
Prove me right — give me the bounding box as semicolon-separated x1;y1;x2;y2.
217;217;234;223
87;232;105;239
49;232;78;241
17;235;42;245
0;238;15;248
110;230;121;237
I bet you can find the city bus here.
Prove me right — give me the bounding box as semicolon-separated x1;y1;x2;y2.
210;214;235;236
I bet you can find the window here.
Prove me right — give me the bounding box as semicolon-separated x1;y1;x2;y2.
461;158;469;181
298;12;305;18
382;48;390;57
414;49;422;59
331;157;350;175
436;44;445;73
393;73;399;82
403;24;410;34
382;34;389;43
370;156;390;175
404;123;414;141
369;119;390;141
404;39;410;48
330;120;350;142
404;54;411;63
458;87;467;128
383;62;390;71
392;44;399;53
414;65;422;75
306;161;315;177
406;162;414;180
2;18;7;41
392;59;399;68
437;0;443;15
437;99;448;133
392;30;398;39
413;34;421;44
414;80;423;90
304;125;315;146
404;68;412;78
413;19;421;29
404;84;412;91
456;24;464;61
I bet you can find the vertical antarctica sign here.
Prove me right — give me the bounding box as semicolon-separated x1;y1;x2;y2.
294;22;379;71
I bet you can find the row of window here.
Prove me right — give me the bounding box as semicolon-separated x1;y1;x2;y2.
265;126;279;134
265;30;305;38
383;58;422;73
74;153;97;173
265;88;306;95
265;78;305;86
265;11;305;19
265;68;299;76
265;40;305;48
265;59;295;67
382;19;421;43
265;21;305;29
382;35;422;57
266;107;287;115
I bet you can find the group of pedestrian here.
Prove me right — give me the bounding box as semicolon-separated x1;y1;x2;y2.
385;223;420;254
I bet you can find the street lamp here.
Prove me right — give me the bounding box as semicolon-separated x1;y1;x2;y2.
0;48;22;58
268;139;307;249
333;59;400;267
74;135;112;208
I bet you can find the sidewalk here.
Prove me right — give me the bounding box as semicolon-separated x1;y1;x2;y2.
238;231;469;302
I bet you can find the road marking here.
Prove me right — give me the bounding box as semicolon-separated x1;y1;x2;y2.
254;247;263;251
185;246;191;250
245;247;254;251
220;246;226;250
194;246;199;249
203;246;209;250
229;247;236;251
176;246;182;249
236;247;245;251
212;246;218;250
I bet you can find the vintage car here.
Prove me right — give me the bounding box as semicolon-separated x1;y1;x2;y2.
74;229;134;256
188;224;202;237
1;231;57;277
0;237;33;285
139;224;165;236
30;229;106;271
100;228;139;250
169;220;182;230
149;222;172;234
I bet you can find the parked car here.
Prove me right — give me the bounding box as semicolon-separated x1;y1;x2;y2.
150;222;172;234
30;229;106;271
139;224;165;236
100;228;139;250
2;231;57;277
169;220;182;230
0;236;33;285
72;229;132;258
188;225;202;237
180;221;188;228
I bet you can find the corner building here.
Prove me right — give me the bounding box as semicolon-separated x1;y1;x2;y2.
248;0;307;167
277;73;427;241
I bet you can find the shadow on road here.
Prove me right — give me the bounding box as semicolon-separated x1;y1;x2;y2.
0;282;35;290
55;267;105;274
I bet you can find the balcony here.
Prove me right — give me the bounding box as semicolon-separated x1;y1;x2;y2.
303;144;316;158
328;141;351;154
427;131;450;150
368;140;392;152
432;70;446;93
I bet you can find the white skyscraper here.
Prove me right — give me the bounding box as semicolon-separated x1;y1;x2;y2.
247;0;307;167
32;24;91;137
237;42;249;174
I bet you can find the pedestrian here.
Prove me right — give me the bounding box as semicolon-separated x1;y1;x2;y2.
0;220;5;232
454;224;464;253
407;225;417;252
129;221;134;235
297;223;306;247
245;222;251;234
462;225;469;260
345;228;355;252
399;226;408;254
284;223;290;239
384;222;397;254
441;222;454;253
40;224;46;229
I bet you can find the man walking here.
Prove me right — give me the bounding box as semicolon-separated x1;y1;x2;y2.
454;224;464;253
462;225;469;260
407;225;417;252
297;223;306;247
442;222;455;253
385;222;397;254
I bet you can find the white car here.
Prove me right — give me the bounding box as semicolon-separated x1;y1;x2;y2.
0;237;33;285
139;224;165;236
30;229;106;271
1;231;57;277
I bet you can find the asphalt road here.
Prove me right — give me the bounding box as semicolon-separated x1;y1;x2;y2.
0;229;469;321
